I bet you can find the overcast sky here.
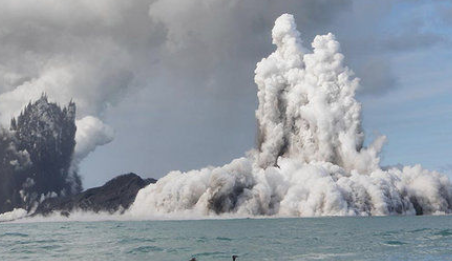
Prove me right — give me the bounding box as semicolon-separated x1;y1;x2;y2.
1;0;451;188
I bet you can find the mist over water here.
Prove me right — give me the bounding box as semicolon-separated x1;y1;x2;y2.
128;14;452;218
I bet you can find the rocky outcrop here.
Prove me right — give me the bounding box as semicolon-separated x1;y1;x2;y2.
34;173;156;216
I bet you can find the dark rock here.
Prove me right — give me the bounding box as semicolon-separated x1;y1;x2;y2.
34;173;156;216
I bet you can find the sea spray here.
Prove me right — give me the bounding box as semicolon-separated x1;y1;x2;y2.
128;14;452;218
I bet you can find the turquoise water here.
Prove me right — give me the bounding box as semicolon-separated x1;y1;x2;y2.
2;216;452;260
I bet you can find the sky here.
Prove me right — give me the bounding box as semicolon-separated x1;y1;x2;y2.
0;0;451;188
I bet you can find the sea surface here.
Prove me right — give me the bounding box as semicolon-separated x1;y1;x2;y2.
2;216;452;260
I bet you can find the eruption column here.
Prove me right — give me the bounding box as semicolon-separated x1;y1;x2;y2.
129;14;452;218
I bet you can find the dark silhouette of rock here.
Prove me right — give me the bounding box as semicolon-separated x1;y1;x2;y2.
34;173;156;216
0;95;157;217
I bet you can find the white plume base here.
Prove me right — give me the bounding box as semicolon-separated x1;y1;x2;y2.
0;208;27;222
129;156;452;218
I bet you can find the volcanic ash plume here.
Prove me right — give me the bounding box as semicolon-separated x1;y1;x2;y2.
129;14;452;217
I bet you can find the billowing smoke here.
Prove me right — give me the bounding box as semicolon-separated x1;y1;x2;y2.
0;0;139;171
0;56;121;170
129;14;452;218
73;116;115;169
254;14;385;173
0;95;82;213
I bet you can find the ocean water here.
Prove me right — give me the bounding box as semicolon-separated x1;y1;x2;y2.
2;216;452;261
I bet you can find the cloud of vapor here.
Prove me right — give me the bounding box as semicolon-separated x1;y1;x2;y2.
148;0;352;84
73;116;115;168
1;0;450;188
0;208;27;222
0;0;358;185
129;14;452;218
254;14;385;173
0;0;149;165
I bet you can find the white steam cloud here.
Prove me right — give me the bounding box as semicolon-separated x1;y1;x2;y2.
0;0;137;167
129;14;452;218
254;14;385;173
73;116;115;167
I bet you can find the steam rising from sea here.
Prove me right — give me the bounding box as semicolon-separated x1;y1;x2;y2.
128;14;452;218
5;14;451;222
